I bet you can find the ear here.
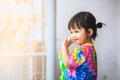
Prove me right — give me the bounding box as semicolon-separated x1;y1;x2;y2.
87;28;93;37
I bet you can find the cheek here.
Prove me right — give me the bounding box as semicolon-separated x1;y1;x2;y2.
78;34;87;41
70;34;77;39
77;33;83;39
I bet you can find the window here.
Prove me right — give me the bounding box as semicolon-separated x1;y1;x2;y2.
0;0;46;80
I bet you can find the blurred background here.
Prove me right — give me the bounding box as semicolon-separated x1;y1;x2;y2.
0;0;120;80
0;0;46;80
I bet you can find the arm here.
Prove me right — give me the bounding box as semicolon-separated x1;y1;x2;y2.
59;51;66;80
69;48;86;68
69;45;92;68
61;37;75;68
62;46;71;68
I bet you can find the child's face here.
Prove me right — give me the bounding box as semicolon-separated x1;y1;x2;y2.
69;26;90;45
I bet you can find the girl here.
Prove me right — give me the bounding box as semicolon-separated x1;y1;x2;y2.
59;11;104;80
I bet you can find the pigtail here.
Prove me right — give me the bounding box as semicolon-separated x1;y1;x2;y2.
96;22;105;29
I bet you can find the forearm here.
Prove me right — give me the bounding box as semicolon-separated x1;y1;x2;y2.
62;46;72;68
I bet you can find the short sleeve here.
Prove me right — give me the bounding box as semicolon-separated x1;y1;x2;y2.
69;47;88;68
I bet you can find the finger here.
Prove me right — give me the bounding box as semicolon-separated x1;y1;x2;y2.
71;39;76;43
65;36;68;41
63;36;67;43
67;36;71;41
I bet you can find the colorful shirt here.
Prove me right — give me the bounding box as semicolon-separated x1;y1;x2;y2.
59;43;97;80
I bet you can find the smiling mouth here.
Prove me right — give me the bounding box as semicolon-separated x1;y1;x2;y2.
73;39;78;41
73;39;78;42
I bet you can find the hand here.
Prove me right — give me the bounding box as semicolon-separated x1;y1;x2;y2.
62;36;76;48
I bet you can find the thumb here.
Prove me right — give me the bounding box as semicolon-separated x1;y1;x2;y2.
71;39;76;43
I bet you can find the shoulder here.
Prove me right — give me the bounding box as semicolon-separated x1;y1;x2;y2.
71;43;94;56
81;43;95;52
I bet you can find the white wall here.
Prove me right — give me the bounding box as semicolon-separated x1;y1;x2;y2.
56;0;119;80
116;0;120;80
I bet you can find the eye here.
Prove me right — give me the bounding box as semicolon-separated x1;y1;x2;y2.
70;31;73;34
75;31;79;33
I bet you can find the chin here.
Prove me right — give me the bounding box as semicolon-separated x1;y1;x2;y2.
76;42;84;45
75;42;81;45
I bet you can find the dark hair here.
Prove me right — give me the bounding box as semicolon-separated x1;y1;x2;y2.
68;11;104;40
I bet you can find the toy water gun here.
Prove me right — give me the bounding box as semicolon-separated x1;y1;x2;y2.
59;51;66;80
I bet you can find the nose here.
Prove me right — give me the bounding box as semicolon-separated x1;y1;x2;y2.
71;34;76;39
